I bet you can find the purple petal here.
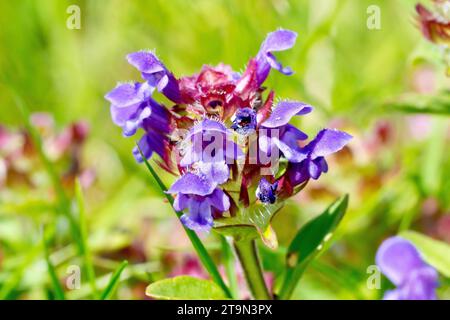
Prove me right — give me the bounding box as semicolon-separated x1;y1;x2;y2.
180;119;243;166
262;101;313;128
308;159;322;179
132;130;166;163
106;82;154;134
167;172;215;196
105;82;151;108
260;29;298;53
110;103;140;127
198;161;230;185
309;129;352;159
188;119;228;137
255;29;297;84
284;124;308;140
287;161;310;186
383;266;438;300
376;236;429;286
180;199;213;232
260;125;304;162
258;133;272;160
399;266;438;300
383;289;401;300
122;106;151;137
225;140;245;164
141;101;171;134
272;136;306;163
207;188;230;212
173;193;189;211
127;51;165;74
127;51;181;102
316;157;328;173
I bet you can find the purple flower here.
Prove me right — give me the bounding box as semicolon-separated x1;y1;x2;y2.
259;101;312;162
235;30;297;97
256;178;278;204
132;100;171;163
127;51;181;103
105;79;173;164
105;82;153;137
376;236;439;300
231;107;257;135
107;29;353;233
255;29;298;86
179;119;243;167
287;129;352;185
168;170;230;232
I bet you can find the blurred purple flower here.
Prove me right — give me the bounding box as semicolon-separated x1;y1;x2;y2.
376;236;439;300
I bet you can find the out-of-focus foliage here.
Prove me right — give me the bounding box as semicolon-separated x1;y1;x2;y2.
0;0;449;300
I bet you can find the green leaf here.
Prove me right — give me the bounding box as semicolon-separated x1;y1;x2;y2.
146;276;227;300
100;260;128;300
213;201;283;249
400;231;450;278
278;194;349;299
383;90;450;115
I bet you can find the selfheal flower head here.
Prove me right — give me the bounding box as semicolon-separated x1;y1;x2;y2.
376;236;439;300
106;29;352;235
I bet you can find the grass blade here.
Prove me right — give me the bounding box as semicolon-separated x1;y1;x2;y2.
14;94;82;248
278;195;349;300
137;146;232;299
100;260;128;300
75;179;98;299
43;227;66;300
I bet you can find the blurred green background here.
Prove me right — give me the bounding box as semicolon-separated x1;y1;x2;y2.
0;0;449;299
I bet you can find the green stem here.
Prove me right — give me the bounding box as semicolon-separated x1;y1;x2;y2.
277;266;304;300
234;239;271;300
138;151;232;299
220;236;239;299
